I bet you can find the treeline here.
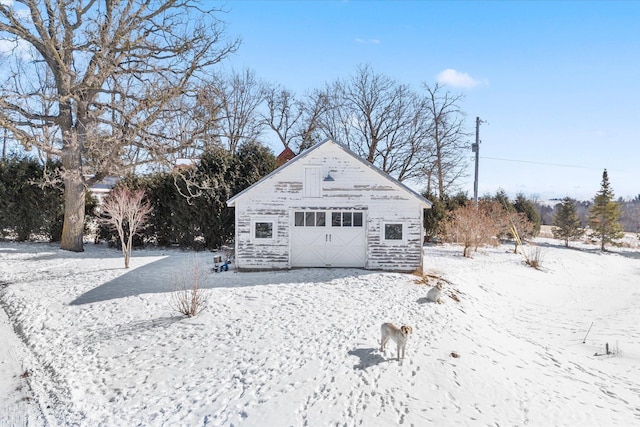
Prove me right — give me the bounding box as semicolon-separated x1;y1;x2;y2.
536;197;640;233
0;143;275;248
0;157;97;241
426;172;638;256
424;190;542;249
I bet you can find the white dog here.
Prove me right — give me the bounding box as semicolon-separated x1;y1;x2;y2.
427;281;444;304
380;323;413;361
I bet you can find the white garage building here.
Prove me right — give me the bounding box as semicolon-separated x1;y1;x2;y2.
226;138;432;272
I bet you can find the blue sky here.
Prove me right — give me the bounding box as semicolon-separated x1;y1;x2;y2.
221;1;640;201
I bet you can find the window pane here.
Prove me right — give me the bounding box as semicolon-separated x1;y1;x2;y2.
316;212;326;226
255;222;273;239
294;212;304;226
332;212;341;227
342;212;352;227
353;212;363;227
305;212;315;226
384;224;403;240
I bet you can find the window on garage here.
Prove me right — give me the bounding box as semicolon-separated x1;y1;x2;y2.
252;217;277;242
255;222;273;238
383;222;405;242
294;211;326;227
331;211;363;227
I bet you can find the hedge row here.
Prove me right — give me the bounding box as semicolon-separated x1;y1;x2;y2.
0;156;97;242
99;142;277;250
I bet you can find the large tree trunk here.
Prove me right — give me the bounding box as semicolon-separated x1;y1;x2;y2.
60;136;85;252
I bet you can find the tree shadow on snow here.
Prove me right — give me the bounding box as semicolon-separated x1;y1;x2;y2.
70;251;373;305
70;255;180;305
88;315;185;342
348;347;390;370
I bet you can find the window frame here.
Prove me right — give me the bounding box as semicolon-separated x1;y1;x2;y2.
382;221;406;243
251;217;277;243
294;211;326;227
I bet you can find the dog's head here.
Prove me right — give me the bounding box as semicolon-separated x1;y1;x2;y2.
400;325;413;338
436;281;444;290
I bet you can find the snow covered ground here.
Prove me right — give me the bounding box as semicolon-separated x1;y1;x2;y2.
1;236;639;426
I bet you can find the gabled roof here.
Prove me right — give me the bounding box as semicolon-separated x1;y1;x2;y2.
276;146;296;166
227;138;432;208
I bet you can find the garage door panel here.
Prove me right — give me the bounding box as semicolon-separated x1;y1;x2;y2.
291;210;366;268
290;228;327;267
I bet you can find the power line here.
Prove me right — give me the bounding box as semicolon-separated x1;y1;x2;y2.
480;156;604;171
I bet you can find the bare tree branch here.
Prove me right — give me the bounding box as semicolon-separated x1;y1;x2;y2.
0;0;239;251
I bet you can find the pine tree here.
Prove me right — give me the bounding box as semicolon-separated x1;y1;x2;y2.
552;197;584;247
588;169;624;251
514;193;542;236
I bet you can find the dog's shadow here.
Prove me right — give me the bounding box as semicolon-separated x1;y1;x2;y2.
348;347;390;370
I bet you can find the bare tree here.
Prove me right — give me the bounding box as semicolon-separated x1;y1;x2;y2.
319;64;433;182
296;90;332;152
263;85;302;151
0;0;238;252
203;68;266;154
422;83;470;201
263;86;330;153
101;187;152;268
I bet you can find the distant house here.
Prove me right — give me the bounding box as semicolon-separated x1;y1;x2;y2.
88;176;118;203
226;138;431;272
276;146;296;166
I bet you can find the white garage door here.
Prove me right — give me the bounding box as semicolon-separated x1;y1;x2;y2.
290;210;366;268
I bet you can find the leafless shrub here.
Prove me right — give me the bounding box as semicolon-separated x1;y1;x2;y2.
168;257;209;318
100;188;152;269
524;245;544;270
509;219;544;269
442;201;499;257
508;213;536;253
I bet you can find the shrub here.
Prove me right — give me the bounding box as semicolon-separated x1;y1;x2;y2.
442;201;499;257
168;257;209;317
524;245;544;269
423;191;468;242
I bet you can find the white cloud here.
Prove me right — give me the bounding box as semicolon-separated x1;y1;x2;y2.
0;0;14;6
355;38;381;45
0;38;32;59
436;68;486;88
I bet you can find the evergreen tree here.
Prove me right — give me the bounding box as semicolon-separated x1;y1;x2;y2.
195;141;277;249
422;191;468;242
552;197;585;247
588;169;624;251
492;188;512;212
513;193;541;236
0;156;66;241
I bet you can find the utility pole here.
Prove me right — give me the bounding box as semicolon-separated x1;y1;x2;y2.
471;117;483;205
